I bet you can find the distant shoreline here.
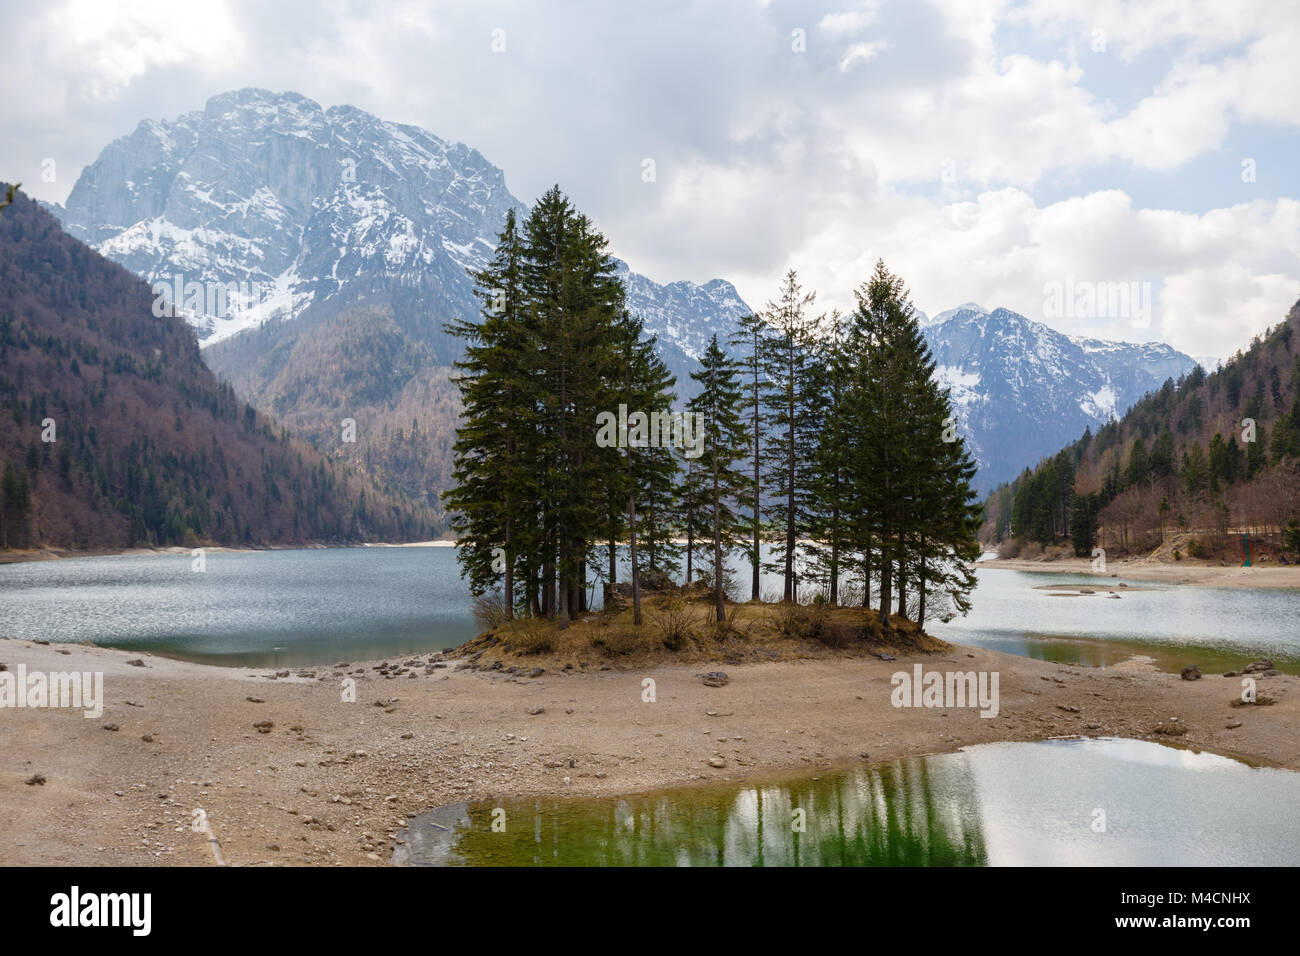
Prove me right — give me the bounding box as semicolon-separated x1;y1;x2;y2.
0;540;457;565
980;556;1300;590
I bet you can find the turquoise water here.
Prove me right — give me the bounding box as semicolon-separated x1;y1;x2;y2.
393;738;1300;866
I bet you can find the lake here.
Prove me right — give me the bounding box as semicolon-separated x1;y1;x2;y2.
392;737;1300;866
0;547;477;666
1;546;1297;670
927;566;1300;673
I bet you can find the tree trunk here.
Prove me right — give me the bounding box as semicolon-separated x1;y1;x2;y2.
502;537;513;623
784;347;796;602
917;556;927;629
628;486;641;626
751;331;761;602
896;530;907;617
879;547;892;628
685;458;695;585
862;552;872;609
542;561;554;618
710;369;726;624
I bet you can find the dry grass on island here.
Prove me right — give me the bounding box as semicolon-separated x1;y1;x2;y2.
450;579;950;675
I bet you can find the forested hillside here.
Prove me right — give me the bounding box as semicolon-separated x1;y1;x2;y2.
0;191;437;551
985;299;1300;561
203;304;459;518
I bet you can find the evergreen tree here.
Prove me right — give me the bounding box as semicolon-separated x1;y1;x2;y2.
1246;424;1267;479
1125;436;1150;488
445;187;630;623
1069;492;1099;556
1269;399;1300;462
521;188;627;623
443;207;536;614
729;311;768;601
842;261;980;626
612;314;679;624
1;459;31;548
1181;442;1208;500
759;270;818;601
686;334;748;622
1150;428;1175;479
805;311;851;604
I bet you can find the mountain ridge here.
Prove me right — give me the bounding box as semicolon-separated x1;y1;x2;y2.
921;304;1197;492
48;88;1196;498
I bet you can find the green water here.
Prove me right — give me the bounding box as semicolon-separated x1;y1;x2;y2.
393;738;1300;866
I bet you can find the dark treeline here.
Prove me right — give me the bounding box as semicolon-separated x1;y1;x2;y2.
445;186;982;630
0;191;436;551
986;299;1300;559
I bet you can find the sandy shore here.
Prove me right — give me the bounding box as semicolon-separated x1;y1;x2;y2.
1;635;1295;866
980;556;1300;589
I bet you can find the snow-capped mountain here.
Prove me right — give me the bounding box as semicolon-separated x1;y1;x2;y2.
48;89;1196;498
50;88;750;372
921;304;1197;492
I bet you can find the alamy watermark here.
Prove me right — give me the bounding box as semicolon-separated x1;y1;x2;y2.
1043;274;1153;329
49;886;150;936
151;274;273;320
595;404;705;459
891;664;999;718
0;666;103;718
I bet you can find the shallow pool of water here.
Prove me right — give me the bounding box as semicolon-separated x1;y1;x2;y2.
393;738;1300;866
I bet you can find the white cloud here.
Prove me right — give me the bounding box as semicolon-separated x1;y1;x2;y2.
839;40;890;71
46;0;246;101
1;0;1297;360
819;3;882;36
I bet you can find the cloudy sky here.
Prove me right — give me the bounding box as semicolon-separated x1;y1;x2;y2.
4;0;1298;360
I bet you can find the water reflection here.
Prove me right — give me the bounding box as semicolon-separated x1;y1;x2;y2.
395;739;1300;867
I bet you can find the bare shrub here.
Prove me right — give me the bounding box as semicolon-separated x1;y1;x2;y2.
773;601;809;638
653;597;696;651
471;591;510;630
839;579;865;608
805;601;833;644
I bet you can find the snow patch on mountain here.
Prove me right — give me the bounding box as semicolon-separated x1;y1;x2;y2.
53;88;750;370
923;306;1196;492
